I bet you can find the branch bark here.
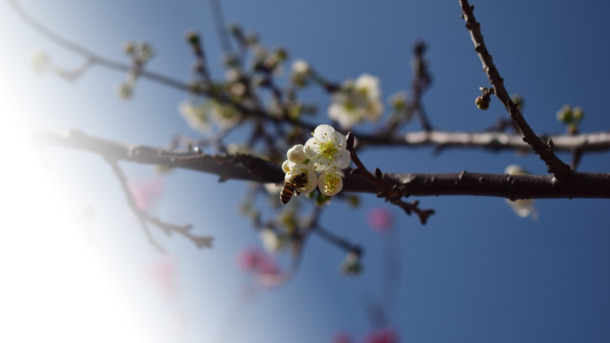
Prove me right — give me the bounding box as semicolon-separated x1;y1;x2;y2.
36;130;610;200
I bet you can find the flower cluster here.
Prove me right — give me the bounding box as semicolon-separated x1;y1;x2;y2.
282;124;351;201
179;100;242;134
328;74;383;129
116;41;156;100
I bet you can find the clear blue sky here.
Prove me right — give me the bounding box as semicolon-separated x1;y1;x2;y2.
2;1;610;342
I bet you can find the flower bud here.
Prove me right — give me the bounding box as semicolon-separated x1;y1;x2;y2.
287;144;306;163
185;30;201;47
475;95;490;110
573;107;584;122
340;251;362;276
556;104;573;123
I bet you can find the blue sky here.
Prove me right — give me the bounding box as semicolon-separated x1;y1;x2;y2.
2;1;610;342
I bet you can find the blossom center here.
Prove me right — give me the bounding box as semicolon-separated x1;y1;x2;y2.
318;141;339;161
322;173;340;194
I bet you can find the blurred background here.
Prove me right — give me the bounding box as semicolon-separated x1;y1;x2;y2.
1;0;610;342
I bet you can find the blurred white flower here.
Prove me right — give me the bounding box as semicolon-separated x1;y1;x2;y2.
292;59;310;76
504;164;538;220
328;74;383;128
260;228;282;253
210;103;241;129
116;81;134;100
304;124;350;172
179;101;210;133
31;51;51;74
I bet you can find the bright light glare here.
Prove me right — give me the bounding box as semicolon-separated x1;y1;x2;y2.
0;118;153;342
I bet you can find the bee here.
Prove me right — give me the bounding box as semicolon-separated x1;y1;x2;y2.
280;172;308;205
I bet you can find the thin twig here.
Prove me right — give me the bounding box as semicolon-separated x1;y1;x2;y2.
105;158;165;252
209;0;233;55
105;157;213;250
346;133;435;224
459;0;572;179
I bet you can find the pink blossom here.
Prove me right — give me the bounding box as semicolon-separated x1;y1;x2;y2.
366;207;393;233
146;255;176;297
332;332;352;343
128;176;165;211
237;247;280;276
364;328;399;343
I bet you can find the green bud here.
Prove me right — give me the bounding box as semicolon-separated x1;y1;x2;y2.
244;33;259;46
567;123;578;135
573;107;584;122
511;94;524;111
346;195;360;208
139;42;155;61
315;192;332;206
476;95;489;110
340;252;362;276
185;30;201;47
274;47;288;62
556;104;573;123
123;41;135;56
390;92;408;111
228;24;243;37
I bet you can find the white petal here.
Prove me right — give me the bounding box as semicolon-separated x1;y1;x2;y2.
334;152;351;169
303;138;319;159
313;124;335;141
282;160;295;173
330;131;347;149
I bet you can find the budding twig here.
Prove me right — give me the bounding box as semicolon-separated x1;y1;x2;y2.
346;132;435;224
459;0;572;179
105;157;213;251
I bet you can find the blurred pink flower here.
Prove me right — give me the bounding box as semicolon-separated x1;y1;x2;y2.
128;176;165;211
364;327;399;343
237;247;281;276
332;332;352;343
366;207;393;233
146;255;176;297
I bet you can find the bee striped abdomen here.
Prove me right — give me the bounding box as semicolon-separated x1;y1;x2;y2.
280;182;296;205
280;172;307;205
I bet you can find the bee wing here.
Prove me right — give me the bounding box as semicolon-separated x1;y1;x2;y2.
262;182;283;195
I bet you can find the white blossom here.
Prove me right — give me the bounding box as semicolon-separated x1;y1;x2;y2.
210;103;241;129
504;165;538;220
260;228;282;253
318;170;344;196
284;163;317;194
304;124;350;172
328;74;383;128
179;101;210;133
292;60;310;76
31;51;51;74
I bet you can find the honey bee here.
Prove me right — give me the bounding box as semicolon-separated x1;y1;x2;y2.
280;172;308;205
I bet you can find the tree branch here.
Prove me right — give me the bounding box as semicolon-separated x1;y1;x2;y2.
459;0;572;179
35;130;610;199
